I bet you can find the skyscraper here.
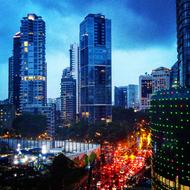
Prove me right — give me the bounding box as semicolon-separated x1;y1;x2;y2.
8;14;55;137
151;67;170;92
8;32;21;114
69;43;80;114
8;56;14;104
114;86;128;109
139;74;153;110
170;61;179;88
70;43;79;80
127;84;139;109
150;88;190;189
20;14;46;110
176;0;190;87
79;14;112;123
47;97;61;111
150;1;190;188
0;103;15;129
60;67;76;126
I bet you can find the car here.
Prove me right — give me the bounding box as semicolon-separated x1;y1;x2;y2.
97;181;101;187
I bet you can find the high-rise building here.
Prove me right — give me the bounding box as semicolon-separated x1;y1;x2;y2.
8;32;22;113
8;56;14;104
47;97;61;111
114;86;128;109
170;61;179;88
55;97;61;112
139;74;153;110
19;14;46;110
69;43;80;114
127;84;139;109
70;43;79;80
151;67;170;92
61;67;76;126
47;98;55;104
0;102;15;129
150;1;190;188
176;0;190;87
150;88;190;189
79;14;112;123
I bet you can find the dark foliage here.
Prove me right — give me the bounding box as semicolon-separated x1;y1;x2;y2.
55;108;149;143
12;113;47;138
50;153;86;189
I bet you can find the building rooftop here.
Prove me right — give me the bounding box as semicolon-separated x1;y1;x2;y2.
85;13;105;19
22;13;42;21
152;67;170;72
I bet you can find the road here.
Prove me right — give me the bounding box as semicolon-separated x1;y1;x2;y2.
79;142;152;190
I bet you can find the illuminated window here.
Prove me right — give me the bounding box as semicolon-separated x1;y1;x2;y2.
22;75;46;81
169;180;175;187
24;41;28;47
183;185;190;190
35;96;44;100
24;47;28;52
28;14;35;21
166;179;169;186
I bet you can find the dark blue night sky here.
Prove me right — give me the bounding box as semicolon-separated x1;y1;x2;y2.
0;0;177;99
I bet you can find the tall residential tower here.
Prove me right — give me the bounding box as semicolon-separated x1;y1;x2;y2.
20;14;47;110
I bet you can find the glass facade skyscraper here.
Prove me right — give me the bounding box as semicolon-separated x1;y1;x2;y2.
79;14;112;123
20;14;46;110
177;0;190;87
8;32;21;113
60;67;76;126
114;86;128;109
127;85;139;109
8;56;14;104
70;43;79;80
69;43;80;114
170;61;180;88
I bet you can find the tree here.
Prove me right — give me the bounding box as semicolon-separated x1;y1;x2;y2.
50;153;78;189
89;152;96;163
12;113;47;138
55;108;149;144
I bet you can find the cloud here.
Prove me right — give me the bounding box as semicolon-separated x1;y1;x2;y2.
112;46;177;87
0;0;177;99
32;0;176;49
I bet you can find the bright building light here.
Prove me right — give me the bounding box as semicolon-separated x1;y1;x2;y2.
31;156;36;161
13;159;19;165
28;14;35;21
41;145;47;154
16;143;21;152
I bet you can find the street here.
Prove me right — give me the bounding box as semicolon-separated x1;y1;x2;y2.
79;140;152;190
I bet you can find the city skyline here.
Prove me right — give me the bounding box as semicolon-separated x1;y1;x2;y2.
0;1;190;189
0;0;177;100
